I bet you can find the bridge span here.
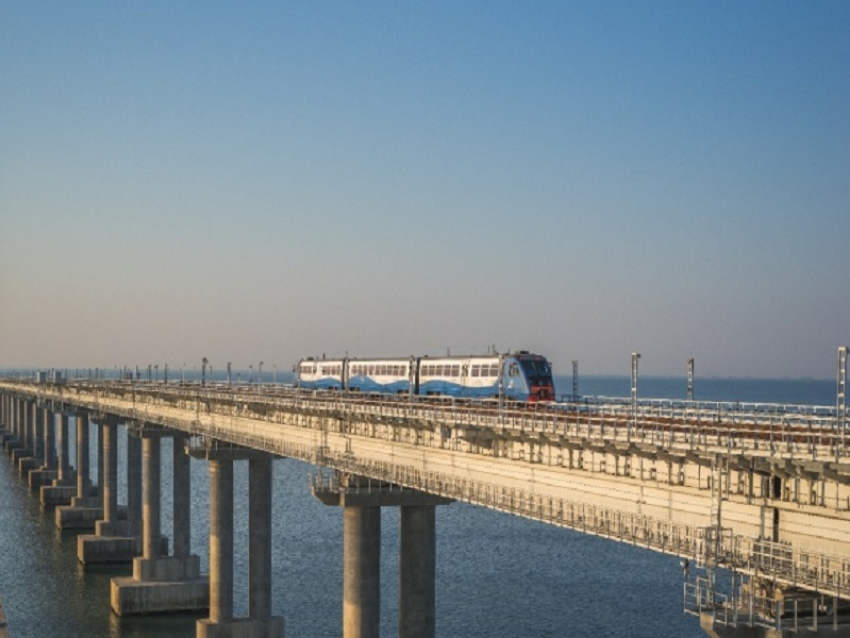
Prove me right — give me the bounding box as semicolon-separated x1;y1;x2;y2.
2;377;850;637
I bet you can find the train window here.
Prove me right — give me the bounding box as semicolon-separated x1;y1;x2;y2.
451;365;460;377
509;363;519;377
490;365;499;376
471;366;480;377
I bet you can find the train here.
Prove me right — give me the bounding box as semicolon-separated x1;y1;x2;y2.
294;351;555;402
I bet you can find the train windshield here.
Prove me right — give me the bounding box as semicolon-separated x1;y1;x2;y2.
519;358;552;385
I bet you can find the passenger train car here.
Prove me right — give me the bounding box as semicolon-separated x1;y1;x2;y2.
295;351;555;402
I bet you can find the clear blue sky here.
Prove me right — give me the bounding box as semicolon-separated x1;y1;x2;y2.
1;2;848;378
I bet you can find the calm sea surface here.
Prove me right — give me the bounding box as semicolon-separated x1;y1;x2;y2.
0;376;838;638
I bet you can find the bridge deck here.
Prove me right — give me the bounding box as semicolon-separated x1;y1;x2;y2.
3;379;850;600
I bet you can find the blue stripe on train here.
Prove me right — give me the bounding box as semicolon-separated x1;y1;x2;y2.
347;377;410;393
299;376;530;400
299;378;343;390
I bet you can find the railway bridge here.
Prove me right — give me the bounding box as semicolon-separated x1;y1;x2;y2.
2;372;850;637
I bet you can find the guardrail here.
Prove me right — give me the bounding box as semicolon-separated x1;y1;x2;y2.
15;379;845;460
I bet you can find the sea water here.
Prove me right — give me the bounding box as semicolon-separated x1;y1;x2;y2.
0;376;838;638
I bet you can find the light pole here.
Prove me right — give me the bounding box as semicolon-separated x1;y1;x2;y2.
259;361;264;385
227;362;232;387
631;352;641;438
687;358;695;402
249;365;253;385
202;357;208;387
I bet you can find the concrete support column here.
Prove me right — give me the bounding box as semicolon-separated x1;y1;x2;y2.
57;414;70;482
76;413;91;499
398;505;437;638
25;401;35;453
196;447;280;636
249;457;273;621
142;436;162;560
20;399;27;445
29;407;58;487
43;408;56;469
127;434;142;530
209;458;234;624
97;423;104;496
13;399;19;441
41;412;77;505
173;437;191;559
343;507;381;638
102;420;118;525
33;403;44;463
7;398;24;455
111;429;207;617
14;401;37;471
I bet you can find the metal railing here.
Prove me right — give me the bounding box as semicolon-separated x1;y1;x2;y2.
12;379;845;461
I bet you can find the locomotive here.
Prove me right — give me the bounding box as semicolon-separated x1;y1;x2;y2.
295;351;555;402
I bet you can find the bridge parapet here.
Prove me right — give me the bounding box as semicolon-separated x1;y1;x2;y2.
12;379;847;462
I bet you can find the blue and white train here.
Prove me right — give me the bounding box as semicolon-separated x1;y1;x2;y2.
295;351;555;402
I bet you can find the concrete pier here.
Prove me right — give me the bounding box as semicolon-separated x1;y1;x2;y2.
56;412;103;530
343;507;381;638
12;400;33;469
399;505;436;638
195;446;283;638
4;397;22;453
111;430;208;616
313;474;452;638
41;412;77;506
78;417;139;564
29;407;58;488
